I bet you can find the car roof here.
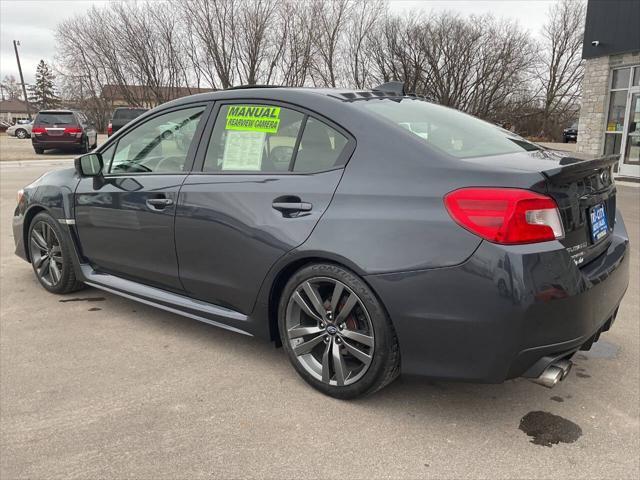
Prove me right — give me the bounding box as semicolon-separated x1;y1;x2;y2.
160;86;423;109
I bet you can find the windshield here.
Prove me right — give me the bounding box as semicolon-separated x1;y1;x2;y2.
114;108;147;120
35;112;75;125
356;98;541;159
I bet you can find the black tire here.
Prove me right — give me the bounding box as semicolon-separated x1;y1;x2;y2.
34;147;44;154
279;263;400;399
27;212;84;294
16;128;28;139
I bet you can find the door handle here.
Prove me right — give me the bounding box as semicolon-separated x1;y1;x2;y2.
272;197;313;217
146;197;174;210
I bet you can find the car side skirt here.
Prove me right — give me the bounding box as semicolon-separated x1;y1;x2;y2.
81;265;253;337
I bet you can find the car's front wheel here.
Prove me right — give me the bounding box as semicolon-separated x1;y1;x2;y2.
279;263;400;399
28;212;84;294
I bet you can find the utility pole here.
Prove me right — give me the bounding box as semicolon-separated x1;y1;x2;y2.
13;40;32;120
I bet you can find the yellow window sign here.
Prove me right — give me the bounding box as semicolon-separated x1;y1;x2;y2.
226;105;281;133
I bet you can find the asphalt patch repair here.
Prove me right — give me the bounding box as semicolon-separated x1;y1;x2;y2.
519;411;582;447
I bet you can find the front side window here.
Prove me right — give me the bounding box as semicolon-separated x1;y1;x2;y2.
356;98;541;159
108;106;205;174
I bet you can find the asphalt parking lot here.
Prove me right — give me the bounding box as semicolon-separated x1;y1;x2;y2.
0;134;109;162
0;161;638;479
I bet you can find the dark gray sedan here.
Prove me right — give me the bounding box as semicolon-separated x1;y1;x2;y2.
12;85;629;398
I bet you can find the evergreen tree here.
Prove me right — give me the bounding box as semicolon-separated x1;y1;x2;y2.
29;60;60;109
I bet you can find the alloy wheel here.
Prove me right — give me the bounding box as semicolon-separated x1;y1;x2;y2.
29;221;63;287
285;277;375;387
16;129;27;139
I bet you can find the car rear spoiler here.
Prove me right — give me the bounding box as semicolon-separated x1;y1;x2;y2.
542;154;619;184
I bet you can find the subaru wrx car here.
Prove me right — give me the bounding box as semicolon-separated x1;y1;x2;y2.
13;84;629;398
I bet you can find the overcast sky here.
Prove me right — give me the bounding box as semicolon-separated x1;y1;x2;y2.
0;0;555;85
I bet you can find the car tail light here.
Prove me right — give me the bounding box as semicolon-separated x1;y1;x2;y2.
444;188;564;245
107;122;113;136
17;189;24;204
32;126;45;135
64;126;83;138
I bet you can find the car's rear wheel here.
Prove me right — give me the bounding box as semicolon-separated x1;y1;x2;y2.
279;263;400;399
34;147;44;154
28;212;84;294
16;128;28;139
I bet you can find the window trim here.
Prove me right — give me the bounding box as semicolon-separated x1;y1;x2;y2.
97;102;213;177
191;99;356;175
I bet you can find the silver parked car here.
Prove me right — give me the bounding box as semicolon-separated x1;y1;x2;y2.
6;121;33;139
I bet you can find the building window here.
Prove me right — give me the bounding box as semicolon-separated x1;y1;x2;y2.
611;68;631;89
603;66;639;156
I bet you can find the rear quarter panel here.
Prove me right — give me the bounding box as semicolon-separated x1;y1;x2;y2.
300;113;547;274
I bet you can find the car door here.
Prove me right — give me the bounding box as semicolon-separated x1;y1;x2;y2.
77;112;97;146
75;104;210;291
175;101;354;314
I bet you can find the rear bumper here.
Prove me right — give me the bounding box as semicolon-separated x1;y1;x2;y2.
366;210;630;382
32;137;82;149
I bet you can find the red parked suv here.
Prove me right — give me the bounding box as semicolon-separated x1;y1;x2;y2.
31;110;98;154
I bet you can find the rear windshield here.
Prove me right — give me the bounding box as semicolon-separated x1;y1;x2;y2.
113;108;147;120
355;98;541;159
35;112;75;125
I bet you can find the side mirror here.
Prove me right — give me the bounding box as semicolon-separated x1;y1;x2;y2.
75;153;103;177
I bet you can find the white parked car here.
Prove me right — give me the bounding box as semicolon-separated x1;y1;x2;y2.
6;121;33;139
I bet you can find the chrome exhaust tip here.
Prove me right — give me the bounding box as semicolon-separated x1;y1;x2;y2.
554;359;573;379
532;365;564;388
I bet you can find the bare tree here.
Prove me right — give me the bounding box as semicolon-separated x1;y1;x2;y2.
536;0;586;138
311;0;351;87
277;0;316;86
1;75;23;100
52;0;577;139
181;0;238;89
346;0;383;89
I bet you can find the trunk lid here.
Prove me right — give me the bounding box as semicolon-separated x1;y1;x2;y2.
539;152;617;267
463;149;618;267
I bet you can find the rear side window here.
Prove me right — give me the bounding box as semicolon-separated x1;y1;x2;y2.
293;118;348;173
203;103;349;173
35;112;75;125
204;104;304;172
356;99;541;159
